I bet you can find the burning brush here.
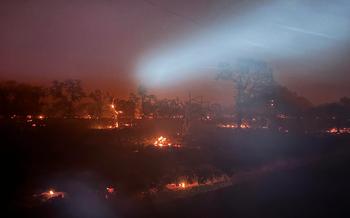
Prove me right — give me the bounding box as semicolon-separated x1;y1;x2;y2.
153;136;181;148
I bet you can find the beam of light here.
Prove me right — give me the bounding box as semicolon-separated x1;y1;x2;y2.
136;0;350;87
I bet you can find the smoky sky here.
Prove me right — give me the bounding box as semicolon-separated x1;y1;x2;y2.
0;0;349;105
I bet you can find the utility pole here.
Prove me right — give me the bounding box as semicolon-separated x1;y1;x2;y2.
182;91;205;136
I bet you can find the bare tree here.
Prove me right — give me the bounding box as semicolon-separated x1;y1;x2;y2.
217;59;274;128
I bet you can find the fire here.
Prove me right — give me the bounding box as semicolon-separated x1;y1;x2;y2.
179;182;186;188
153;136;181;148
218;124;237;128
326;127;350;134
165;175;231;192
240;123;249;129
35;189;65;202
165;181;199;191
218;122;251;129
106;187;115;193
154;136;168;147
37;115;45;120
105;186;116;199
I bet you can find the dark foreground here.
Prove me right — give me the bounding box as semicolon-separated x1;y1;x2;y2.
3;120;350;218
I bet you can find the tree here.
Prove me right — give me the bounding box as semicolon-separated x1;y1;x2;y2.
0;81;46;117
137;86;159;118
309;97;350;131
137;85;148;118
217;59;274;127
116;98;136;119
86;89;112;119
49;80;85;117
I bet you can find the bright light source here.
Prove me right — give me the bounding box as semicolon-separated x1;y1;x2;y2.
136;0;350;87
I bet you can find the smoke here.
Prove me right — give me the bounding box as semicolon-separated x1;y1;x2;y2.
136;0;350;87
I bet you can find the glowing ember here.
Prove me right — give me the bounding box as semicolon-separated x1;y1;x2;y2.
37;115;45;120
153;136;180;148
165;175;231;192
34;189;65;202
165;181;199;191
326;127;350;134
217;123;251;129
180;182;186;188
154;136;168;147
106;187;115;193
105;186;116;199
240;123;250;129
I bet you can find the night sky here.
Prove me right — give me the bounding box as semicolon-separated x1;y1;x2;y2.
1;0;349;105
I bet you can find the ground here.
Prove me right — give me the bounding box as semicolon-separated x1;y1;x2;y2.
2;119;350;218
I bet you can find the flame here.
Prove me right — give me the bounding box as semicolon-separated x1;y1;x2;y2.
153;136;181;148
35;189;65;201
106;187;115;193
327;127;350;134
218;122;251;129
165;175;230;192
179;182;186;188
154;136;168;147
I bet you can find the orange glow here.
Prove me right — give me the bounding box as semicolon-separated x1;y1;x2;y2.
35;189;65;201
218;122;251;129
240;123;250;129
153;136;181;148
154;136;168;147
327;127;350;134
106;187;115;193
165;175;230;192
180;182;186;188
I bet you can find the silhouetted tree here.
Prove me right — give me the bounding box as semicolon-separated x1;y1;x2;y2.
310;97;350;131
137;85;148;118
116;98;136;119
49;80;85;117
218;59;274;127
0;81;46;117
86;89;112;119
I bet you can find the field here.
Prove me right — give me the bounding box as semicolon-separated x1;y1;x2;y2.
3;119;350;218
